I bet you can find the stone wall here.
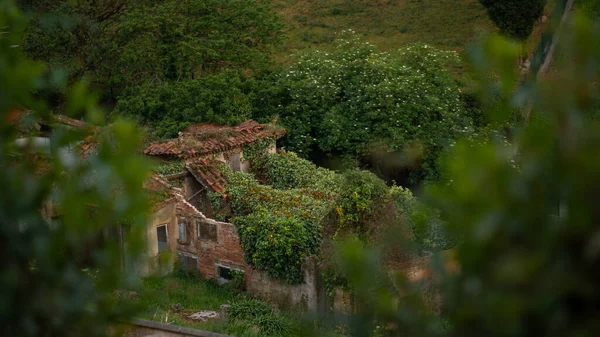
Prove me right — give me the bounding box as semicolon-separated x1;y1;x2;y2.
246;258;318;311
136;201;178;276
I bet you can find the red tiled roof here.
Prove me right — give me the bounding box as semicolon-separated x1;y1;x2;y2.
144;139;182;157
51;114;93;129
185;159;228;193
143;120;285;159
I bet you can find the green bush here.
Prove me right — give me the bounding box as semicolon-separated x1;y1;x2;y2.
335;170;389;231
581;0;600;19
234;212;320;284
251;150;341;191
228;298;292;336
389;185;416;220
252;313;292;336
224;269;246;293
390;185;452;252
228;149;447;282
22;0;282;98
479;0;546;40
331;15;600;337
228;298;273;320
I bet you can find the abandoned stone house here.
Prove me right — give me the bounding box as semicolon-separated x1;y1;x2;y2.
11;111;326;310
141;120;324;309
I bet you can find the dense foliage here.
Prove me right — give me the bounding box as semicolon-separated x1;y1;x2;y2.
255;32;473;181
1;2;149;336
479;0;546;40
225;146;448;284
227;298;292;336
227;171;330;283
330;11;600;337
581;0;600;19
115;70;256;138
251;149;341;191
20;0;282;101
334;170;388;232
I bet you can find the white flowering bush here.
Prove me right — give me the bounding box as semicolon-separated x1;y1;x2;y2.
261;31;474;181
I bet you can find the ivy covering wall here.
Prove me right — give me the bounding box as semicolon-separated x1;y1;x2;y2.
223;145;448;284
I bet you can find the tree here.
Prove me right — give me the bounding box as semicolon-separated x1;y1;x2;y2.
479;0;546;40
114;70;256;138
115;0;282;87
20;0;282;102
20;0;127;100
1;2;149;336
255;32;473;182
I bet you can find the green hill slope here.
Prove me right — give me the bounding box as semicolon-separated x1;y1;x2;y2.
272;0;496;59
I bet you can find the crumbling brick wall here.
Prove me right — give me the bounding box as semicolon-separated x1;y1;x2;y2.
173;211;319;310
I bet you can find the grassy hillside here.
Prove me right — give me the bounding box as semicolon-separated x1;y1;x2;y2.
272;0;496;60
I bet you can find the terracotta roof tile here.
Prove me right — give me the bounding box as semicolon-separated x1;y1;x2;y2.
50;114;93;129
143;120;285;159
185;159;228;193
144;173;176;192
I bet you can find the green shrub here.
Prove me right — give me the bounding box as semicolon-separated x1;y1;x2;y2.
153;160;184;176
234;212;320;284
252;313;292;336
226;167;332;283
228;298;273;320
389;184;416;220
251;150;341;192
1;2;150;335
228;298;292;336
581;0;600;19
335;170;389;230
479;0;546;40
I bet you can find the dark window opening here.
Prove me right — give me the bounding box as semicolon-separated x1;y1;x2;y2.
197;220;218;242
157;225;168;252
218;266;233;280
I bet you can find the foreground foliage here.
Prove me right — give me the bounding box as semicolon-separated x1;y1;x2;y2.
1;2;149;336
331;11;600;337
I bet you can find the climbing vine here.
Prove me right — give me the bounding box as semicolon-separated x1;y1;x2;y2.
227;170;331;283
223;145;447;285
153;160;184;176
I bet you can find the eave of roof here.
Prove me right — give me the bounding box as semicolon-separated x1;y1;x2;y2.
185;159;228;193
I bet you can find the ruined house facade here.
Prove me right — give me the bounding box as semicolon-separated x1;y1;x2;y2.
142;121;322;310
